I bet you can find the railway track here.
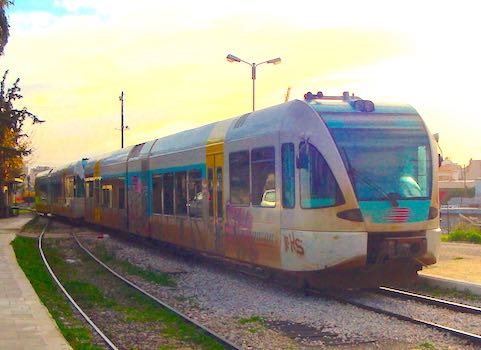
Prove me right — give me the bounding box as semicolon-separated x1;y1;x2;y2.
312;287;481;345
376;286;481;314
39;217;481;348
38;221;119;350
38;221;243;350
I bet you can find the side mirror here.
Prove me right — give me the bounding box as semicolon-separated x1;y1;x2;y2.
438;154;443;168
296;142;310;169
296;152;309;169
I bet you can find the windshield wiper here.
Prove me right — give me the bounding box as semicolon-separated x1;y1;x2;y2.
341;148;399;207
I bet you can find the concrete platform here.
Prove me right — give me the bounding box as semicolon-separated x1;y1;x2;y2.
418;241;481;296
418;274;481;296
0;214;71;350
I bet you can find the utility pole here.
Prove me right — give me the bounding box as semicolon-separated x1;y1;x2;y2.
119;91;125;148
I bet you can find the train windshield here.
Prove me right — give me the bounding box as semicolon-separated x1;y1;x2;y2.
322;114;432;201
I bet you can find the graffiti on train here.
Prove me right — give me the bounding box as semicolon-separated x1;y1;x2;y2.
282;232;305;256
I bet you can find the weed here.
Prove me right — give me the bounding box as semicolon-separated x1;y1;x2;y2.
453;256;464;260
442;227;481;244
413;283;481;302
418;341;436;349
239;315;265;325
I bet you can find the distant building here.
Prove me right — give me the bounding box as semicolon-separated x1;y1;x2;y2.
466;159;481;180
438;158;462;181
29;166;51;190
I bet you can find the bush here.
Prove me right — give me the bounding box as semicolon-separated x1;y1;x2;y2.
442;227;481;244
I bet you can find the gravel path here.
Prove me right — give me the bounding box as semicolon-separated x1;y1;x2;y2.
73;230;481;350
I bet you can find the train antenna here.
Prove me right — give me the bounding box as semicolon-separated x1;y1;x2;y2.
285;86;291;102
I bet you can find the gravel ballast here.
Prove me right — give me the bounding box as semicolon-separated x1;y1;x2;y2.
68;228;481;350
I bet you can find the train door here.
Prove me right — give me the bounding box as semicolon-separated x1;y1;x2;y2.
207;152;224;254
127;144;149;237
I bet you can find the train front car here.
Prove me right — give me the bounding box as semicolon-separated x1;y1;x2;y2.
295;92;440;288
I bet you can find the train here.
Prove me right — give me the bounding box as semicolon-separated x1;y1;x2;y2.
35;92;441;288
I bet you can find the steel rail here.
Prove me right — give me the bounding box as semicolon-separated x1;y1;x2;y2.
377;286;481;314
72;233;243;350
315;290;481;345
38;221;119;350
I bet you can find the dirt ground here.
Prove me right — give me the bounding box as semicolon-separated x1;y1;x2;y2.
419;242;481;283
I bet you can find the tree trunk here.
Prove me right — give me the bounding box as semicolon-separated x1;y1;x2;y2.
0;179;9;218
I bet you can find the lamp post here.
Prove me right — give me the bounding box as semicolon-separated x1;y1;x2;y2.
119;91;125;148
119;91;129;148
226;54;281;111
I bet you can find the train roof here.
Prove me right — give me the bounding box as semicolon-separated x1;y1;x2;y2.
41;97;421;175
308;99;418;115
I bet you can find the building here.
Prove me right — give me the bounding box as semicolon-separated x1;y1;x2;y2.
28;166;51;190
466;159;481;180
438;157;463;181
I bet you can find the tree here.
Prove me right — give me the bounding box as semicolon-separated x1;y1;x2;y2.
0;70;43;217
0;1;12;55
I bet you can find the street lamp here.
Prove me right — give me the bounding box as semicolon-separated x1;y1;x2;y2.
226;54;281;111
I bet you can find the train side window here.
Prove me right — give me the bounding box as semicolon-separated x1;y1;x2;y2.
102;185;112;208
85;182;90;198
163;173;174;215
152;174;163;214
299;141;344;208
74;176;85;198
175;172;187;216
229;151;250;205
208;168;213;217
282;143;295;208
118;183;125;209
251;147;276;207
216;167;223;217
188;169;203;218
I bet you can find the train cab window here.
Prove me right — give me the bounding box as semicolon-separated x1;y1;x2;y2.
163;173;174;215
229;151;250;205
251;147;276;207
282;143;295;208
299;142;344;208
175;172;187;216
188;169;203;218
152;175;163;214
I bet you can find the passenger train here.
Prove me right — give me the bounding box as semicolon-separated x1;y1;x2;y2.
35;92;441;288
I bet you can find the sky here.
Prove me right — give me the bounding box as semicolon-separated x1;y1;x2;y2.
1;0;480;168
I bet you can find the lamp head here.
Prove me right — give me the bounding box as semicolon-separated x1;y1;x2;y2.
226;54;241;63
267;57;281;65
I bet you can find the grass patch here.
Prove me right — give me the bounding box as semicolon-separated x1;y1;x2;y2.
238;315;265;325
238;315;266;334
442;227;481;244
453;256;464;260
94;244;176;287
418;341;437;349
11;236;104;350
54;239;224;349
413;283;481;302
